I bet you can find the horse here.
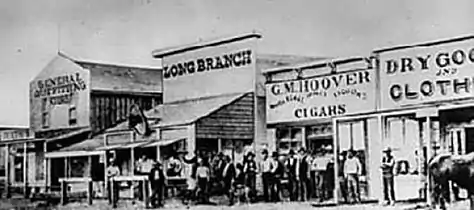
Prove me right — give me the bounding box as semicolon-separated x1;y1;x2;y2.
428;152;474;210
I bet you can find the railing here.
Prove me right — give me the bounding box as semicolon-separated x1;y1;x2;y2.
59;177;93;206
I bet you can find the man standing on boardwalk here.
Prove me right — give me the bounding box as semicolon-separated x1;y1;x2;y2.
149;161;165;208
107;158;120;206
344;150;362;204
296;148;310;201
260;149;274;202
381;147;396;206
285;149;299;201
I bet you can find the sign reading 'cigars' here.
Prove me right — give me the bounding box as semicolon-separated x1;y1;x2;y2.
379;38;474;110
159;37;258;103
266;68;376;123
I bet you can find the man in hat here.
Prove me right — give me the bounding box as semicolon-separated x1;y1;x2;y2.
260;149;274;202
296;147;310;201
381;147;396;206
243;152;258;202
285;149;299;201
344;149;362;204
149;161;165;208
222;155;236;206
106;158;120;205
271;151;284;202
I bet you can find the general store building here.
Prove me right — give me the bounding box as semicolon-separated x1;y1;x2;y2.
24;52;162;196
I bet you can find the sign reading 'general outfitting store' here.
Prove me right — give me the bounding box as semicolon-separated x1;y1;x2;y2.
379;38;474;110
266;68;376;123
163;49;252;79
33;72;87;105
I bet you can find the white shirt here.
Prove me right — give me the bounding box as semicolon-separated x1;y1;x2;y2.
261;158;274;173
344;157;362;175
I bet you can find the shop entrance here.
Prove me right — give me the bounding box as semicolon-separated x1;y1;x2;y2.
336;120;371;203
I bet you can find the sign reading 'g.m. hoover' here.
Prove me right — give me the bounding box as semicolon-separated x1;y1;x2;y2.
266;69;375;124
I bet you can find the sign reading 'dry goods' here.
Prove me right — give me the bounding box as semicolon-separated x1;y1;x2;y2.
266;69;375;123
30;55;90;131
379;38;474;110
160;38;257;102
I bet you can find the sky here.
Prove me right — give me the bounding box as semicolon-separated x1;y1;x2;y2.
1;0;474;127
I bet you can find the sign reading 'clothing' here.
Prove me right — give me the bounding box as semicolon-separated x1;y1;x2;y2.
266;69;376;123
379;38;474;110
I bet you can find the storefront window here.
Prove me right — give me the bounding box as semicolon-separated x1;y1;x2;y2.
70;156;88;178
0;146;5;177
276;127;302;153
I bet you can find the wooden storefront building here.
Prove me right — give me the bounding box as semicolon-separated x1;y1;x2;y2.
18;52;163;198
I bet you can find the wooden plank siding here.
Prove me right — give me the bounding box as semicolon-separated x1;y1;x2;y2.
90;92;162;134
196;93;255;140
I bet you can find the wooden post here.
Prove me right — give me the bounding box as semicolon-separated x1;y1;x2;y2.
104;153;109;200
5;144;10;198
378;115;385;203
111;179;117;208
43;141;48;193
143;179;149;208
60;179;67;205
332;118;339;204
23;142;28;198
426;117;432;206
87;156;93;205
131;148;135;200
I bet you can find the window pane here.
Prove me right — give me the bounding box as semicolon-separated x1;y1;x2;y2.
353;121;365;150
339;123;351;151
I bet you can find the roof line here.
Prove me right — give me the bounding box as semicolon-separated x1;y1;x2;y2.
262;56;366;74
152;32;262;58
58;50;161;70
192;92;251;124
373;34;474;54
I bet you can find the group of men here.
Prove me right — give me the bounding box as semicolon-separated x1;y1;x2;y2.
105;147;398;208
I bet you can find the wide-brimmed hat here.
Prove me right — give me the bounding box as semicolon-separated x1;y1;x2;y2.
383;147;392;153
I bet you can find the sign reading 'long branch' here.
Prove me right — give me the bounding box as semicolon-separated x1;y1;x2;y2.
163;49;252;79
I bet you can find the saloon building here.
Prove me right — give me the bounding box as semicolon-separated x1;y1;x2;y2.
36;33;323;199
2;52;164;197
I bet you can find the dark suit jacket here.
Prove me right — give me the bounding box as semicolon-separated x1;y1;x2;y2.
149;167;165;187
222;163;236;184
